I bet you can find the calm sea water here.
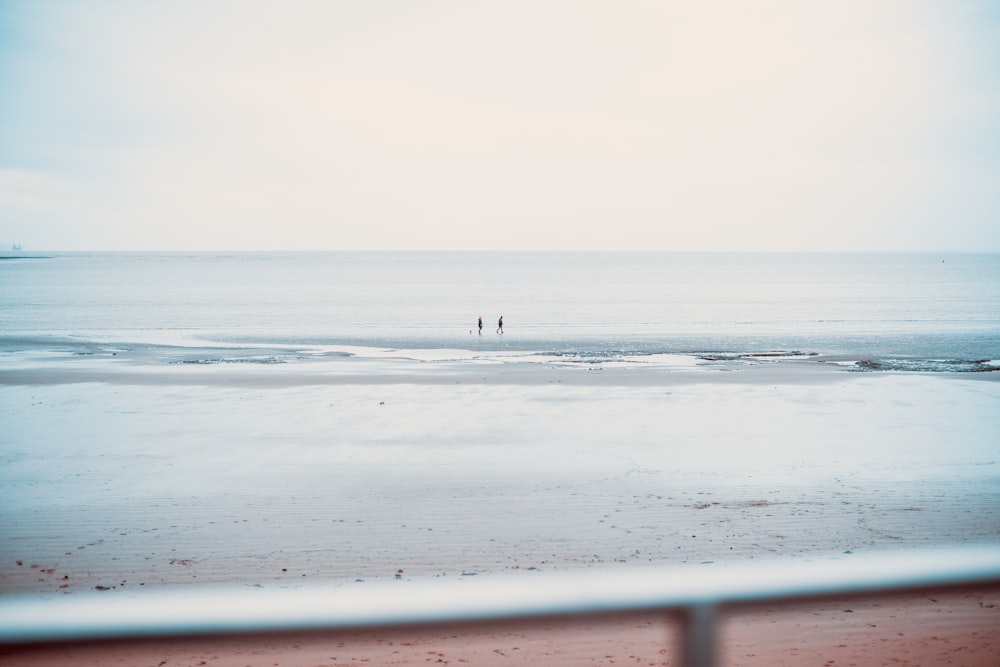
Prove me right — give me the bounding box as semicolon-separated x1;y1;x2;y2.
2;252;999;368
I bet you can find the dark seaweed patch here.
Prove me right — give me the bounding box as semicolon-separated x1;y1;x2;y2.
853;358;998;373
173;356;287;365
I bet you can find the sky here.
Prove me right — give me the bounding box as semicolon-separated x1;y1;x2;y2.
1;1;998;252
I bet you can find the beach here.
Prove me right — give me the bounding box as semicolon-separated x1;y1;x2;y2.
4;0;1000;652
1;346;999;664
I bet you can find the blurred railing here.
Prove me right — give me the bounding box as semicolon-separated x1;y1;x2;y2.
2;545;999;667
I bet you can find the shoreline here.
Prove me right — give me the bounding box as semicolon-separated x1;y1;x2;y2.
2;342;999;388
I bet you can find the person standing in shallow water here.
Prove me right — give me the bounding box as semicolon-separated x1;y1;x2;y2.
478;316;483;334
497;315;503;334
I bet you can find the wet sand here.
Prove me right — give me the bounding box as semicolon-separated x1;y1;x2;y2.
2;351;998;664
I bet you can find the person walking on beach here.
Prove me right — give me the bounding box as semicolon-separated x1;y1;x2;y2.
497;315;503;334
478;316;483;334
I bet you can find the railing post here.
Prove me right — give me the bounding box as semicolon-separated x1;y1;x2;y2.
679;603;717;667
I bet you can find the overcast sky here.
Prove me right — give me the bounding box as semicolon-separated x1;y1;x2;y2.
1;1;998;252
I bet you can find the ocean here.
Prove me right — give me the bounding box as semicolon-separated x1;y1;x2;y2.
2;251;999;371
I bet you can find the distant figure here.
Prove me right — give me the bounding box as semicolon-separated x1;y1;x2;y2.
497;315;503;334
478;316;483;334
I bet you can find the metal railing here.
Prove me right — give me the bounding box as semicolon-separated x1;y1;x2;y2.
2;545;999;667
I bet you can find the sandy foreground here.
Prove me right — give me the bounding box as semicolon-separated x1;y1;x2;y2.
2;592;998;666
1;350;999;664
